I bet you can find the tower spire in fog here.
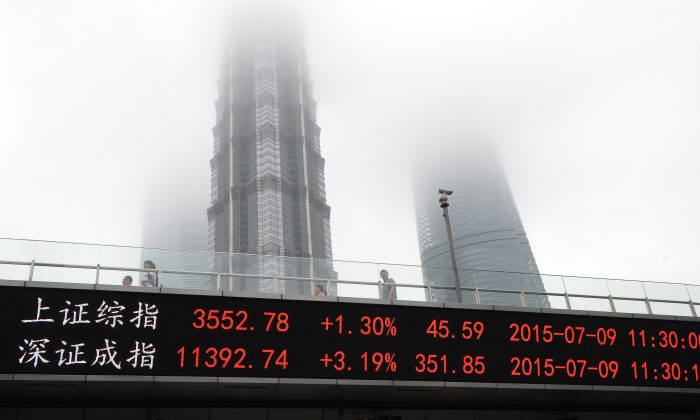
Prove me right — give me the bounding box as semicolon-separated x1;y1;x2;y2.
414;143;548;306
207;12;334;293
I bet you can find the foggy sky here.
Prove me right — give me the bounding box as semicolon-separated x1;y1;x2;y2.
1;0;699;284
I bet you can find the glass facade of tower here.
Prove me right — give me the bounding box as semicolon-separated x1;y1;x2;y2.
207;19;334;294
414;148;549;307
141;214;209;290
141;185;210;290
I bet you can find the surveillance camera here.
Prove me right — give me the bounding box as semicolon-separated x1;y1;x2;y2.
438;189;453;195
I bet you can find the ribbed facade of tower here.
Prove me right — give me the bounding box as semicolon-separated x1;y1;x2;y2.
207;18;334;294
414;148;549;307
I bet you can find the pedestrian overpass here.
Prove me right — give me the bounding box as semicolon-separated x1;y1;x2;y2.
1;238;700;419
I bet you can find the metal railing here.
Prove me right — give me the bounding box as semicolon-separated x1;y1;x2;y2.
0;260;698;318
1;237;700;317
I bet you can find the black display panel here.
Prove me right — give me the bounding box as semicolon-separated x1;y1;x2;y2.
2;285;700;388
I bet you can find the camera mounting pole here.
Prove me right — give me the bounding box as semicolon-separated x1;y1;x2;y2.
439;189;462;303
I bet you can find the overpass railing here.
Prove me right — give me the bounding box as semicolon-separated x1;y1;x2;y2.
1;237;699;318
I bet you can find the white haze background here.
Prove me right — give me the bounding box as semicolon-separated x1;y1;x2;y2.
1;0;699;284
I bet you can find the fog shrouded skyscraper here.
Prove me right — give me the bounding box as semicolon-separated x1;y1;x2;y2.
141;173;210;289
414;143;548;307
207;11;334;293
141;209;209;289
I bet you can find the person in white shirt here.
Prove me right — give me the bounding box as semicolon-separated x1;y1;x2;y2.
141;260;158;287
379;269;396;300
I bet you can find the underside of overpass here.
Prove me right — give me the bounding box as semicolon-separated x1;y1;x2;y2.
1;376;700;419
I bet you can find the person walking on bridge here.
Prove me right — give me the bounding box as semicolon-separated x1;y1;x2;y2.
379;269;397;300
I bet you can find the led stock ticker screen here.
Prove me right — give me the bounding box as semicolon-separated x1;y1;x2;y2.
2;285;700;388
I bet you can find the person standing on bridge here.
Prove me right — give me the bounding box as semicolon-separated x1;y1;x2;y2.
379;269;397;300
141;260;158;287
314;284;327;297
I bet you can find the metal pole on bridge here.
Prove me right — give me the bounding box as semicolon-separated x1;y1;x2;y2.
439;189;462;303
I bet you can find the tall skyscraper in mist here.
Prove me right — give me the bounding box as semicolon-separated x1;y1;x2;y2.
413;145;548;307
207;13;334;293
141;189;210;289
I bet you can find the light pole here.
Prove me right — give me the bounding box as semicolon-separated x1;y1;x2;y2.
439;189;462;303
